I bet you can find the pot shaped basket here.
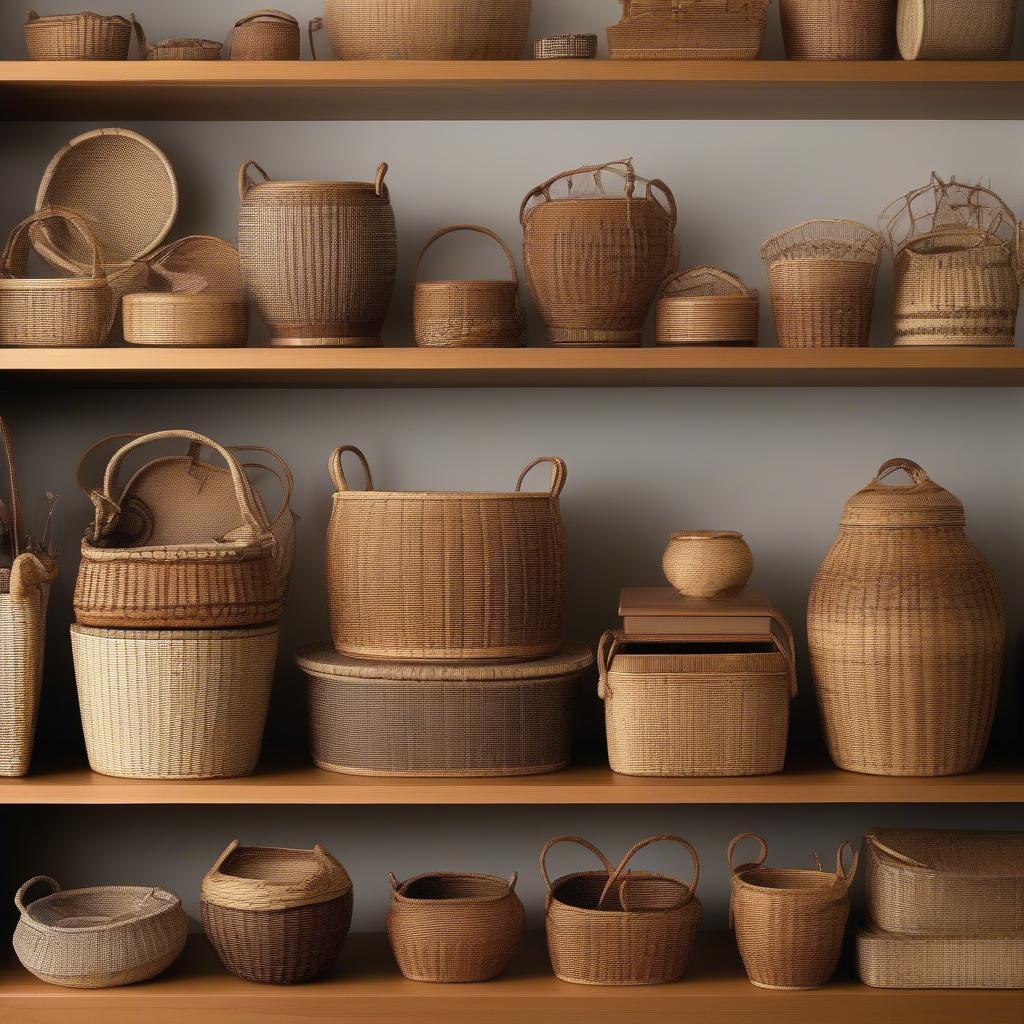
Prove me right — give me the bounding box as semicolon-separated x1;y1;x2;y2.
608;0;770;59
655;267;759;346
24;10;135;59
201;841;353;985
521;160;678;347
729;833;856;991
807;458;1004;777
780;0;897;59
542;835;702;986
13;876;187;989
661;530;753;597
898;0;1017;59
387;872;523;982
137;25;224;60
231;10;301;59
326;445;568;663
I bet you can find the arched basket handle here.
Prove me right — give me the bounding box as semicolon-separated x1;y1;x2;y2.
374;162;389;199
238;160;271;200
414;224;519;287
15;876;59;915
328;445;374;493
864;833;929;869
209;840;241;877
539;835;613;899
728;832;768;875
596;629;620;700
519;159;636;226
308;16;323;59
235;9;298;29
836;841;859;887
515;457;567;497
873;458;930;486
1;207;105;281
600;835;700;911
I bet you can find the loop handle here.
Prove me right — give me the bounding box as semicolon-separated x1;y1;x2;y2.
836;841;859;887
520;159;636;226
864;834;929;870
596;629;620;700
873;458;930;487
507;872;518;892
646;177;678;231
328;445;374;493
772;610;799;699
235;9;298;28
308;16;323;59
209;840;241;877
539;835;614;898
374;162;389;199
238;160;271;200
15;876;60;915
727;832;768;874
414;224;519;287
0;418;21;562
515;457;567;498
233;445;294;530
658;265;751;300
1;207;104;281
388;872;402;892
599;835;699;911
10;550;58;601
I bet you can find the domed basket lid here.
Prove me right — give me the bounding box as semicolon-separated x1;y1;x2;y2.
840;459;965;528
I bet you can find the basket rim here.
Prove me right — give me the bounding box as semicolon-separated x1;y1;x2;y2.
548;869;700;917
731;866;848;896
79;535;275;561
391;871;518;905
71;623;279;641
17;883;182;934
331;489;559;501
865;828;1024;879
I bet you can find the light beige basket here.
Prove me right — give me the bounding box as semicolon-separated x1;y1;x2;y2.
898;0;1017;59
656;267;759;347
661;530;754;597
135;22;223;60
780;0;897;59
533;34;597;59
231;10;301;60
608;0;770;59
24;10;135;59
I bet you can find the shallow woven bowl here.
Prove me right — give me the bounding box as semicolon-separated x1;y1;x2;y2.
662;531;753;597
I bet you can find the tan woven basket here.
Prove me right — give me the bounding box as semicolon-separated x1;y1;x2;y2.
898;0;1017;59
231;10;301;60
13;877;187;989
865;829;1024;936
24;10;135;59
387;872;524;983
414;225;526;348
729;833;856;991
656;267;759;347
134;22;223;60
808;458;1004;777
661;530;754;597
608;0;770;59
598;623;796;778
780;0;897;59
201;840;353;985
534;34;597;59
542;834;702;986
297;642;590;777
521;160;678;347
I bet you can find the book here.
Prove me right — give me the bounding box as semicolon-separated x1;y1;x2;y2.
618;587;776;638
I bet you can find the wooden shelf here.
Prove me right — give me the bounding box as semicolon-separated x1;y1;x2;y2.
3;933;1022;1024
3;60;1024;120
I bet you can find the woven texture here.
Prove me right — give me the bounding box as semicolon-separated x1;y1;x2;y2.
656;267;759;346
387;873;523;982
865;829;1024;936
521;160;677;346
13;877;187;989
71;625;277;779
534;34;597;59
297;642;591;777
729;833;856;991
24;10;133;59
608;0;769;59
144;37;223;60
780;0;896;59
232;10;301;59
807;458;1004;777
661;531;753;597
123;292;248;347
898;0;1016;59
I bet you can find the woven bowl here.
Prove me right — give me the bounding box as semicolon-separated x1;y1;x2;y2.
662;531;753;598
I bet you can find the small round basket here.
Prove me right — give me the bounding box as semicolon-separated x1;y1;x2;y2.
231;9;302;59
780;0;897;59
138;23;224;61
656;267;759;346
24;10;135;60
661;530;754;598
534;34;598;59
898;0;1017;59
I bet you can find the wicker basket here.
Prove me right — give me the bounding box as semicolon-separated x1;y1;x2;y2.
807;458;1004;777
534;34;597;59
542;834;701;986
598;623;795;778
326;445;567;663
141;35;224;60
865;829;1024;936
13;877;187;989
761;219;884;348
661;530;754;597
656;267;759;347
201;841;353;985
898;0;1017;59
608;0;770;59
780;0;897;59
24;10;135;60
231;10;301;60
387;872;523;982
297;642;591;776
414;225;526;348
729;833;856;991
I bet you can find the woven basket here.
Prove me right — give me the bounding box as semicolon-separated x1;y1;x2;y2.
898;0;1017;59
808;458;1004;777
729;833;856;991
761;219;884;348
387;872;523;982
865;829;1024;936
326;445;567;663
598;624;795;778
542;835;701;986
297;642;590;776
780;0;897;59
24;10;135;59
231;10;301;60
534;34;597;59
608;0;769;59
414;225;526;348
13;877;187;989
656;267;759;347
201;841;353;985
661;530;753;597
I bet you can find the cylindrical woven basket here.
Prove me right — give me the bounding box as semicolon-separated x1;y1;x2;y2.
136;22;224;61
607;0;770;59
898;0;1017;59
542;835;702;987
231;10;301;59
807;458;1004;777
780;0;897;59
387;872;523;983
534;34;597;59
201;841;353;985
297;642;591;777
661;530;754;597
24;10;135;60
656;267;759;347
123;293;248;347
13;877;188;989
71;625;278;779
414;225;526;348
729;833;856;991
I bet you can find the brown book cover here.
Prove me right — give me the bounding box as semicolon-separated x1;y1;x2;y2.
618;587;775;638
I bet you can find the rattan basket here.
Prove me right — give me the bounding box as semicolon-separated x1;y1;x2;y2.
656;267;759;346
201;841;353;985
661;530;754;597
387;872;524;983
608;0;769;59
898;0;1017;59
24;10;135;59
729;833;856;991
231;10;301;60
533;34;597;59
13;877;187;989
135;22;223;60
780;0;896;59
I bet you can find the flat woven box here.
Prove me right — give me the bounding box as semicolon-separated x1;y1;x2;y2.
534;34;597;59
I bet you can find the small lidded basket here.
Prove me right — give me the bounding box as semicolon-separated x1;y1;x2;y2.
656;267;759;346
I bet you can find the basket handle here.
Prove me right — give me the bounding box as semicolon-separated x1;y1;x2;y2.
645;178;678;232
15;876;59;915
539;835;614;899
0;418;21;562
9;550;58;601
209;840;241;877
414;224;519;288
596;629;621;699
131;16;154;59
0;207;104;281
235;9;299;28
238;160;272;200
727;832;768;875
770;611;799;699
233;445;294;530
835;841;859;887
657;266;750;300
873;458;930;487
308;16;324;59
599;835;700;911
515;457;567;497
863;833;929;869
328;445;374;493
374;162;389;199
519;159;636;226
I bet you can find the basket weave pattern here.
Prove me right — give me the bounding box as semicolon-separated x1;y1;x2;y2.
780;0;897;59
656;267;759;346
231;10;301;60
608;0;769;59
897;0;1017;59
24;11;134;59
534;34;597;59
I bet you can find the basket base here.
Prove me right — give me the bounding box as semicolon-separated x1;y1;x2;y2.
25;947;185;989
123;340;248;348
83;762;259;781
748;979;828;991
545;341;642;348
655;339;758;347
894;337;1015;348
272;336;382;348
313;758;568;778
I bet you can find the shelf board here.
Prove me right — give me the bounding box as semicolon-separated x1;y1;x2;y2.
3;60;1024;120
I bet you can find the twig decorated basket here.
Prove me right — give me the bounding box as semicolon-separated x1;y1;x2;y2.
780;0;897;59
897;0;1017;59
24;10;135;60
656;267;759;346
608;0;770;59
231;10;301;60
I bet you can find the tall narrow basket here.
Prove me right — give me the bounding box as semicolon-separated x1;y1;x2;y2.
780;0;896;59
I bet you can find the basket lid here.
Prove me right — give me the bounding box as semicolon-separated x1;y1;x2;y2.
866;829;1024;877
840;459;966;528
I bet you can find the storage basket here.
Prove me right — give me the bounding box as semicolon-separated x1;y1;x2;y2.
24;10;135;60
13;876;187;989
238;160;396;347
760;219;884;348
201;840;353;985
534;34;597;59
608;0;769;59
414;225;526;348
656;267;759;346
297;642;591;776
0;208;115;348
140;34;224;61
865;829;1024;936
325;445;567;663
780;0;897;59
522;160;677;346
542;834;702;986
807;458;1004;777
231;10;301;60
74;429;294;629
387;872;523;982
661;530;754;597
898;0;1017;59
598;623;795;778
729;833;856;991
